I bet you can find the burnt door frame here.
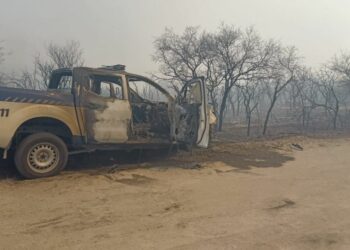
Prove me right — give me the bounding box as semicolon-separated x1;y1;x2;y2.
73;68;132;144
126;74;174;143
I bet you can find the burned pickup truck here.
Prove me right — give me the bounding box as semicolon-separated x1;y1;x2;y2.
0;65;211;178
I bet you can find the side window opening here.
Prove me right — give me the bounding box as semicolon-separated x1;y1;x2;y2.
57;75;73;92
114;84;123;99
127;76;171;140
48;70;73;92
187;83;202;103
89;75;123;100
127;77;168;103
181;82;202;104
99;81;113;98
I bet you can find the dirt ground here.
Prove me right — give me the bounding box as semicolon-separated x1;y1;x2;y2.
0;135;350;249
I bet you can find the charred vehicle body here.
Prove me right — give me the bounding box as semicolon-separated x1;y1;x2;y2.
0;65;210;178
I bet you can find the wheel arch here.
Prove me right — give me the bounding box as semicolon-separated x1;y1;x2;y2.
12;117;74;148
0;103;82;150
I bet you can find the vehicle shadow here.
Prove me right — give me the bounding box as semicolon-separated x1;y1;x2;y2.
66;148;172;172
66;142;296;174
0;158;18;179
0;148;173;180
182;145;295;170
0;142;295;180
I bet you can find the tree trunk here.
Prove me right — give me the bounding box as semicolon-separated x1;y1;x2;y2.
236;95;241;118
228;96;235;122
263;94;277;136
217;89;230;131
209;91;218;118
247;112;251;136
333;101;339;130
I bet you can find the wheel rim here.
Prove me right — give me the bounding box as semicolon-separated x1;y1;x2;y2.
27;143;60;174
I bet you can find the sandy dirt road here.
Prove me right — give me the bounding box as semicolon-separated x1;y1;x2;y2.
0;136;350;249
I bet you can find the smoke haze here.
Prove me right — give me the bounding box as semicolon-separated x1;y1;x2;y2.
1;0;349;74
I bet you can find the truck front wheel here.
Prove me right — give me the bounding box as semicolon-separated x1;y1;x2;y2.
14;133;68;179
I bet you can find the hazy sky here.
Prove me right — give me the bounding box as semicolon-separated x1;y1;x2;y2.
1;0;350;75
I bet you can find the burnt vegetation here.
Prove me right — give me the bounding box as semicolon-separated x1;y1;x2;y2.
1;25;350;137
153;25;350;136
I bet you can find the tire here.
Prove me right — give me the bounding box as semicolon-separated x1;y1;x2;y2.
14;132;68;179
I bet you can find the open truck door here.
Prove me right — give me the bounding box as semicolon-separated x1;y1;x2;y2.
175;78;210;148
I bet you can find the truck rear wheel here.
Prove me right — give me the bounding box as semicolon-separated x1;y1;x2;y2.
14;133;68;179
